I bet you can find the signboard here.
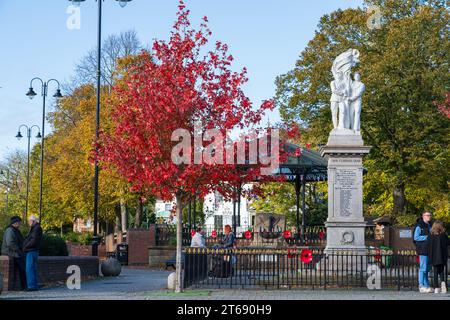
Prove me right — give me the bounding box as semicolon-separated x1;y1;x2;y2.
399;229;412;239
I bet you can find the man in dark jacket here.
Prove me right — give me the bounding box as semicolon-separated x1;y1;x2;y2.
23;215;43;291
1;216;26;290
414;212;432;293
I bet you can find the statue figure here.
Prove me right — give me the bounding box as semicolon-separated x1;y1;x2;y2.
349;73;365;133
330;49;363;133
330;72;346;130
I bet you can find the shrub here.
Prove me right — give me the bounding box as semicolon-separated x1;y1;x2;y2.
39;234;69;257
63;232;94;245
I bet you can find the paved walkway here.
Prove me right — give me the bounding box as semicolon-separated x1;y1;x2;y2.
1;268;171;301
1;268;449;301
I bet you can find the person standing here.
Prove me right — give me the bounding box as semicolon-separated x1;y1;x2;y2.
190;228;206;248
1;216;26;290
23;215;43;291
414;212;433;293
428;221;449;294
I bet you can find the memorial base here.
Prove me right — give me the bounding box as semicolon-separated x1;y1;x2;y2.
320;133;371;271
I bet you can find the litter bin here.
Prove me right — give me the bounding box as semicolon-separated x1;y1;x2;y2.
116;243;129;266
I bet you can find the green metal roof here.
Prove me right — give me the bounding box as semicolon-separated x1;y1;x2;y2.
277;142;328;182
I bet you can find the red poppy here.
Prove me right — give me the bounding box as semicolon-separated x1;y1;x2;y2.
284;230;292;239
301;249;313;264
244;231;253;240
191;230;196;238
287;249;296;259
306;143;312;150
295;148;303;157
319;231;326;240
375;251;382;262
211;230;218;239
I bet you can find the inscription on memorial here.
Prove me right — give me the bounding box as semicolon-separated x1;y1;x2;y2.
335;169;358;217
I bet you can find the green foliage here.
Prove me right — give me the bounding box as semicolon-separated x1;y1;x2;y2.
395;214;419;227
250;182;328;227
39;234;69;257
0;214;9;248
63;232;94;245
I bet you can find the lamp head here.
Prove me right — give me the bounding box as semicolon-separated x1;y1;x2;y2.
53;89;63;99
16;131;23;140
68;0;86;6
116;0;132;8
26;87;37;100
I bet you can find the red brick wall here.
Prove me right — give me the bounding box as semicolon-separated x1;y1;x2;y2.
66;242;107;259
0;256;14;291
127;227;156;266
0;256;99;292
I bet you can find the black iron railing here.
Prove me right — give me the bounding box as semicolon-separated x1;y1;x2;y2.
157;225;377;248
183;248;436;291
155;224;192;246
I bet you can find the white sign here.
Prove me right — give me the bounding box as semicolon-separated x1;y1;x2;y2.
399;229;412;239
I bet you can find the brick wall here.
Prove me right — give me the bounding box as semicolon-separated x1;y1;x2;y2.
0;256;99;292
127;227;156;266
66;242;107;259
0;256;14;292
148;246;175;269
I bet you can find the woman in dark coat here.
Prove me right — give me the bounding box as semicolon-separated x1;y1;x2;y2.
428;221;449;294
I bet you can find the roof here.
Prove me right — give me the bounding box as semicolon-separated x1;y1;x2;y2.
277;142;329;182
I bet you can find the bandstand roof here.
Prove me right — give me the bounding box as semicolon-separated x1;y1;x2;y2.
277;142;329;183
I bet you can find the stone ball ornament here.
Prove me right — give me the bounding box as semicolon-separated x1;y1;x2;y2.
168;272;177;290
101;258;122;277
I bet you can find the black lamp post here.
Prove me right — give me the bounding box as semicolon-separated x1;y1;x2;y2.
68;0;133;257
26;78;62;225
15;125;42;220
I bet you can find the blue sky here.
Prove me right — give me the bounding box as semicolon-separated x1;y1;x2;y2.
0;0;364;162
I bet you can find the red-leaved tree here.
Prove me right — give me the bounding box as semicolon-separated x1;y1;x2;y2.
97;1;274;292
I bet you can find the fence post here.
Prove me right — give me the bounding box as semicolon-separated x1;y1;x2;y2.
397;253;401;291
324;252;327;291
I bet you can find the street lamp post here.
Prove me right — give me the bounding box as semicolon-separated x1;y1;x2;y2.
15;125;42;220
68;0;133;257
26;78;62;225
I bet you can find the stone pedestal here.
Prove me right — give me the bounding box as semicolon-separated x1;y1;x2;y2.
321;132;371;256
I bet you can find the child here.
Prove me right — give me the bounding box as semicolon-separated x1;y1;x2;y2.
428;221;449;294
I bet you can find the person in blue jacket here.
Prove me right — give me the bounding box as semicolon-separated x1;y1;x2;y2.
414;212;433;293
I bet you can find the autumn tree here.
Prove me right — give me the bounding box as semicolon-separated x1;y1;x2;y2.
22;31;150;232
97;2;273;292
72;30;143;89
275;0;449;220
0;151;33;220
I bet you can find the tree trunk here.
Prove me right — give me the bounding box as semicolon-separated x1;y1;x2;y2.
114;204;121;234
393;182;407;215
175;192;184;293
120;199;127;233
135;199;143;228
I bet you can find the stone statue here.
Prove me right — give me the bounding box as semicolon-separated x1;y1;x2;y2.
349;73;365;133
330;49;363;134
